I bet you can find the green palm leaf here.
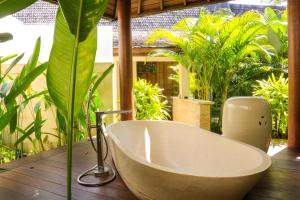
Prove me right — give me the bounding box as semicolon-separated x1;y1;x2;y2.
0;0;37;18
5;63;47;104
0;105;18;132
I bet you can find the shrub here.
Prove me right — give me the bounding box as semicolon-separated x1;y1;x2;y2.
134;79;170;120
0;144;15;164
253;73;288;138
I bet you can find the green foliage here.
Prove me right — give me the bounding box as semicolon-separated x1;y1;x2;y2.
146;9;274;102
47;9;97;121
134;79;170;120
253;73;288;138
0;0;37;18
147;7;287;130
45;64;113;144
0;38;49;156
45;1;108;198
264;8;288;70
0;144;15;164
1;2;110;198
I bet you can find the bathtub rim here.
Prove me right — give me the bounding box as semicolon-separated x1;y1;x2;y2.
106;120;272;179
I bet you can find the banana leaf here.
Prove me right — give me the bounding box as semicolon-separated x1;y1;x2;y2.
14;120;46;146
4;63;47;104
0;105;18;132
0;54;18;64
0;0;37;18
47;10;97;120
47;1;108;199
4;37;46;104
34;102;42;140
0;53;24;83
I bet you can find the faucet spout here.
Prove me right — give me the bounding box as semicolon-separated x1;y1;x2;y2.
94;109;131;177
77;89;132;186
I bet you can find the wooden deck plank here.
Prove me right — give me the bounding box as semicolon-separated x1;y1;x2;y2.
0;177;66;200
1;141;300;200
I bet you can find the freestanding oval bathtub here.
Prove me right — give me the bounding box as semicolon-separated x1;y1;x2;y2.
106;120;271;200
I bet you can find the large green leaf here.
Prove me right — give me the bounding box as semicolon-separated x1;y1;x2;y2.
47;1;108;199
47;9;97;119
19;37;41;79
14;120;45;146
0;54;17;65
58;0;108;42
0;105;18;132
5;37;45;104
0;0;37;18
0;53;24;83
24;37;41;74
8;100;17;133
5;63;47;104
34;102;42;140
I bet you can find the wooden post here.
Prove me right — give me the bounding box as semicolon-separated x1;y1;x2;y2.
118;0;133;120
288;0;300;148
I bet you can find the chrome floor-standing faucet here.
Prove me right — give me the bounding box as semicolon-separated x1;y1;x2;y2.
77;89;131;186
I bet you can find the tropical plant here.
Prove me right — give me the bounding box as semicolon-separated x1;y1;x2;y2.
1;1;109;198
0;0;37;19
49;64;114;144
0;38;48;156
263;7;288;70
145;10;219;100
146;9;275;128
0;143;15;164
134;79;170;120
253;73;288;138
46;1;109;199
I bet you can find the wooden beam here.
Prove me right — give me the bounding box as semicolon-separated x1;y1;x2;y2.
183;0;187;6
114;0;118;19
117;0;133;120
288;0;300;148
137;0;142;14
130;0;228;19
160;0;164;10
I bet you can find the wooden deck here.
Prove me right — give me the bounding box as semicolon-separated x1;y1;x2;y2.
0;141;299;200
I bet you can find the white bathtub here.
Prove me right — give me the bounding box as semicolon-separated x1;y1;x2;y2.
106;120;271;200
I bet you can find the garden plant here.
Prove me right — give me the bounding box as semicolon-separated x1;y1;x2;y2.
134;79;170;120
0;0;109;199
146;7;287;131
253;73;288;138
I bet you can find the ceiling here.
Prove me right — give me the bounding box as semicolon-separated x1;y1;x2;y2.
45;0;229;20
